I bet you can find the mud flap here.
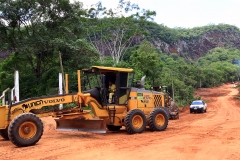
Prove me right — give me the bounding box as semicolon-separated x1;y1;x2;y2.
55;119;106;133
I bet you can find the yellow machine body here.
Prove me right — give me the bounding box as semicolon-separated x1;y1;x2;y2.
0;66;169;147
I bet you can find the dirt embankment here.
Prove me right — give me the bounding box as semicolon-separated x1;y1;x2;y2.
0;83;240;160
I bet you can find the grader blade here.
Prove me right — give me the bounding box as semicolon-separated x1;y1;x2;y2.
55;119;106;133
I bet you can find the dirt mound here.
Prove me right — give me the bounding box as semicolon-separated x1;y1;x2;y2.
194;86;231;97
41;117;56;133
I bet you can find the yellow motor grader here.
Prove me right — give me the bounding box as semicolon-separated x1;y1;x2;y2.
0;66;169;147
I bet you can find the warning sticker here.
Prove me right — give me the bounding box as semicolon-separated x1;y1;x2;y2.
137;93;143;100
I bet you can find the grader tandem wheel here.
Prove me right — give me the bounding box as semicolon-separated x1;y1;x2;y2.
124;107;169;134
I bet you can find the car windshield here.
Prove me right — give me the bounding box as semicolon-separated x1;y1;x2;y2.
191;101;203;105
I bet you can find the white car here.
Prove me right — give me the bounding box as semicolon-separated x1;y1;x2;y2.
190;100;207;113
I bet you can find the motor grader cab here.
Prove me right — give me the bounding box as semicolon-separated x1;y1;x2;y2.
0;66;169;147
151;86;179;119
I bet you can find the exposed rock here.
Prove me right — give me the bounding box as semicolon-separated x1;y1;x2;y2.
152;28;240;60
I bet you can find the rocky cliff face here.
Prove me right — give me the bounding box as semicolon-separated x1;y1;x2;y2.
2;26;239;61
152;28;240;60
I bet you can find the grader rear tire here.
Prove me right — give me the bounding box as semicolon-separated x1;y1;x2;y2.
8;113;43;147
160;107;170;120
0;127;9;140
148;107;168;131
124;109;146;134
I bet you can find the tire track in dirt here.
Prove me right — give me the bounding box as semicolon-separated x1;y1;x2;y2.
169;84;240;160
0;83;240;160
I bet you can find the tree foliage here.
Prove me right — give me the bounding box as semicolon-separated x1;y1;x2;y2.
0;0;97;98
130;40;162;87
0;1;240;107
87;0;156;64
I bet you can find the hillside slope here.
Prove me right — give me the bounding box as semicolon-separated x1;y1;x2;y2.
147;23;240;60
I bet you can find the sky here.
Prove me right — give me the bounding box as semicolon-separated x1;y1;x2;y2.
74;0;240;28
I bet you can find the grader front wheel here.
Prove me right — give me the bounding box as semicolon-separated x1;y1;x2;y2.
0;127;9;140
8;113;43;147
124;109;146;134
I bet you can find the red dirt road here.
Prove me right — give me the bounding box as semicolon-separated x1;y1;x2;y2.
1;83;240;160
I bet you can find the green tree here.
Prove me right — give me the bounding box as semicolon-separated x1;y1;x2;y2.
130;40;162;87
0;0;97;97
87;0;156;64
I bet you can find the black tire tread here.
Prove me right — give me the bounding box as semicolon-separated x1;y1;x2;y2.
160;107;170;120
171;114;179;120
148;107;168;131
0;127;9;140
8;113;43;147
124;109;146;134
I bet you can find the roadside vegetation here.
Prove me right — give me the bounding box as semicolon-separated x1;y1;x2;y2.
0;0;240;106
